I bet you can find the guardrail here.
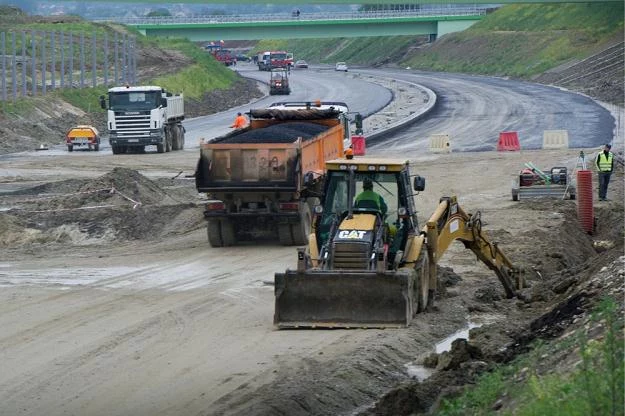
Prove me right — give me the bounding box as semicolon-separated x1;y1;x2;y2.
94;8;487;25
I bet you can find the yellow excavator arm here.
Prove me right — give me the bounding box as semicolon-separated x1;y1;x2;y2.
422;196;523;299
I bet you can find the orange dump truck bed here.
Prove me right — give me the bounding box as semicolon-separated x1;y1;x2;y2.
196;109;345;192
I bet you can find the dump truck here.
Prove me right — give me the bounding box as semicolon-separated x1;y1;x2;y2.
195;102;352;247
274;157;524;328
99;85;185;155
269;68;291;95
65;125;100;152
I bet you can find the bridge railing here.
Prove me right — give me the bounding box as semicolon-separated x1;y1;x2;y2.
94;8;486;25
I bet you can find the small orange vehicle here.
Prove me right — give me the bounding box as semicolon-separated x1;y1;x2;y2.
66;125;101;152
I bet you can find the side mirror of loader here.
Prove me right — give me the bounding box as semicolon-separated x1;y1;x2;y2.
99;95;106;110
413;176;425;191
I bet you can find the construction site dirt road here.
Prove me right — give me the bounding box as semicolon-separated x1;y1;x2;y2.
0;68;623;416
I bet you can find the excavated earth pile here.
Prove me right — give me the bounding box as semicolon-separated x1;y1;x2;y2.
0;168;203;249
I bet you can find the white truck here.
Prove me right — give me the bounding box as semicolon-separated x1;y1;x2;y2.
99;85;185;154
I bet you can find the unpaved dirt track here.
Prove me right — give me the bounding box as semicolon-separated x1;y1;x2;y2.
0;69;622;416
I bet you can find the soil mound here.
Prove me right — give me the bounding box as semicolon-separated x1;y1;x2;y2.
0;168;202;248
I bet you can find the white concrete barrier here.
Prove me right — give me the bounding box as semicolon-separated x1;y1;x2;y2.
429;133;451;153
543;130;569;149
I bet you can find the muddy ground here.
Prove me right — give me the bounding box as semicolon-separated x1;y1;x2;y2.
0;26;624;415
0;146;623;415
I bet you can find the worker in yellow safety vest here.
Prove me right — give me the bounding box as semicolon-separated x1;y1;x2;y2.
595;143;614;201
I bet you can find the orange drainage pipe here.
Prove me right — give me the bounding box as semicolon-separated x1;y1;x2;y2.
576;169;594;234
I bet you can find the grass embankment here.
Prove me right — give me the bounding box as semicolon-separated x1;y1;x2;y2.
438;297;624;416
0;7;236;118
403;3;624;78
251;36;421;66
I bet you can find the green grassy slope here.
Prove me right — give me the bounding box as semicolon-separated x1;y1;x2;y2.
252;36;425;66
402;3;624;77
252;3;623;81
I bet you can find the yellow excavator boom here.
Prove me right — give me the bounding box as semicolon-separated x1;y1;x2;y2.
423;196;523;300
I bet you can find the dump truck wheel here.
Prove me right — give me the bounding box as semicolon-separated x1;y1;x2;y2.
179;126;185;150
278;224;293;246
170;127;178;151
67;144;73;152
157;142;166;153
221;220;236;246
207;220;236;247
207;220;224;247
291;203;312;246
166;132;172;152
172;125;180;150
416;252;430;313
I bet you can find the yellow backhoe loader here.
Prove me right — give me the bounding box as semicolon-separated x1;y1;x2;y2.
274;157;524;328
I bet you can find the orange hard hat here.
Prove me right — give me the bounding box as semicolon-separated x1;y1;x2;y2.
344;148;354;159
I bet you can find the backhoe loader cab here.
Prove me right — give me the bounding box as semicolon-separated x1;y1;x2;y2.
274;157;522;329
313;159;423;271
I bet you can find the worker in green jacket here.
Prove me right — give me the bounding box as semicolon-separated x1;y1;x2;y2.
355;177;387;216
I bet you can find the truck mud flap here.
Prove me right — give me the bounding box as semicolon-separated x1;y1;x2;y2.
274;269;416;329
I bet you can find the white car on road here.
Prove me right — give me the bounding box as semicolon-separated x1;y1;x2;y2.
335;62;348;72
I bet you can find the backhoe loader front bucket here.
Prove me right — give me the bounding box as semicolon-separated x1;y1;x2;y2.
274;269;416;328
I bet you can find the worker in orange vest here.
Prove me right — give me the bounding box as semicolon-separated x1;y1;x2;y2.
230;112;248;129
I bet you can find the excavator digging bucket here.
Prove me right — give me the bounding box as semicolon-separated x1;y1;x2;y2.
274;269;416;329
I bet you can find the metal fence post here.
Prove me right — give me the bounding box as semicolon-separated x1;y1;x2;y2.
104;32;108;86
121;33;126;84
42;31;46;95
114;32;118;85
60;31;64;88
1;32;6;102
21;31;26;97
92;30;96;88
11;31;16;101
31;30;36;96
80;31;85;89
131;37;136;83
51;31;55;90
69;32;73;89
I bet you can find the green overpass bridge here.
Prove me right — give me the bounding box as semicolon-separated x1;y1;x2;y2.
113;9;485;41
